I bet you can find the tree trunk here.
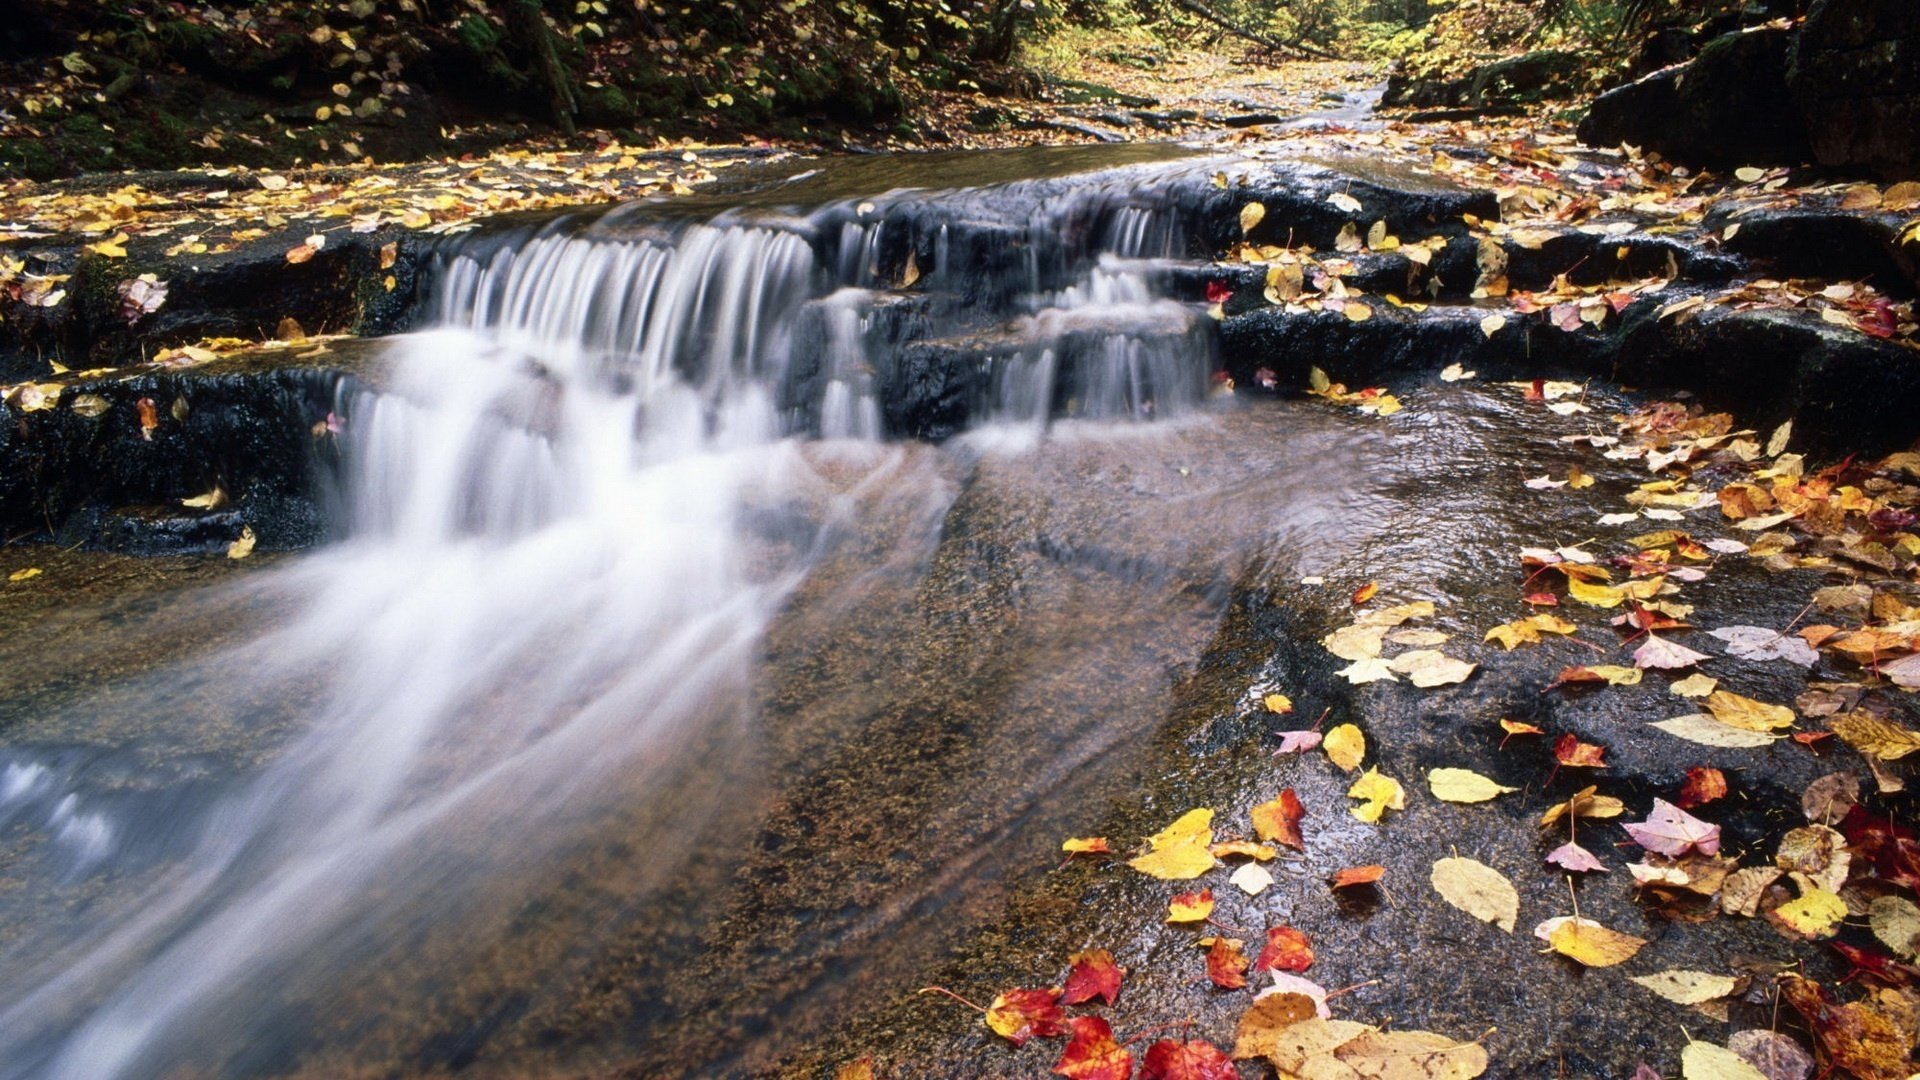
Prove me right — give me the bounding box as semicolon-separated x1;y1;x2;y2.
503;0;577;136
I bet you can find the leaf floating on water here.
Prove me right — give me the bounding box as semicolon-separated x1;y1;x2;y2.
1062;950;1124;1006
1441;362;1476;381
1352;581;1379;605
1128;809;1216;880
1536;915;1646;967
1323;722;1366;771
1053;1016;1131;1080
1428;767;1516;803
1346;769;1404;823
1430;856;1518;932
984;987;1065;1046
227;526;257;560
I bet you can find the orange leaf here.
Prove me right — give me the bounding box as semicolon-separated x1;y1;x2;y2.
1352;581;1379;604
985;987;1065;1046
1254;925;1314;972
1204;937;1249;989
1140;1038;1236;1080
1053;1016;1132;1080
1062;950;1124;1006
1168;889;1215;924
1062;836;1111;856
136;397;159;441
1251;789;1305;850
1330;864;1386;889
1499;718;1543;749
1554;732;1607;768
1675;766;1727;809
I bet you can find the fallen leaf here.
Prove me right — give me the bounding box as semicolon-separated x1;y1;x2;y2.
1829;712;1920;761
1771;885;1847;938
1324;723;1366;771
1330;864;1385;889
1336;658;1397;684
1230;861;1274;896
1683;1041;1769;1080
1328;1028;1490;1078
1206;936;1250;988
1063;950;1124;1005
7;568;43;583
1388;648;1477;687
1778;975;1913;1080
1063;837;1111;856
1801;772;1859;824
985;987;1065;1046
1054;1016;1131;1080
1537;915;1647;967
1869;895;1920;959
1546;841;1608;873
1431;856;1518;932
1677;766;1728;809
1251;789;1305;849
1704;691;1796;732
1274;729;1323;754
1540;786;1625;828
1255;926;1314;973
1428;767;1516;803
1671;673;1719;697
1485;613;1578;650
1623;798;1722;856
1140;1038;1235;1080
1352;581;1379;604
227;526;257;560
1554;733;1607;768
1631;969;1739;1005
1263;693;1293;714
1635;634;1713;669
1346;769;1405;823
1727;1030;1813;1080
1652;715;1782;748
1169;889;1215;924
1230;993;1331;1061
1129;809;1216;880
1710;626;1819;666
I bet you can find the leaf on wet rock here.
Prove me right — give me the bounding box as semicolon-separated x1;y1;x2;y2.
985;987;1065;1046
1651;714;1782;748
1719;866;1784;917
1546;841;1608;873
1536;915;1647;967
1710;626;1819;666
1623;798;1721;856
1431;856;1518;932
1801;772;1859;824
1630;969;1740;1005
1328;1028;1491;1079
8;567;44;583
1255;926;1314;973
1428;768;1516;803
1388;649;1476;688
1774;825;1850;893
1870;895;1920;959
1883;652;1920;691
1769;884;1847;938
1168;889;1215;924
1330;864;1386;889
1140;1038;1236;1080
1231;997;1346;1062
1327;191;1363;214
1671;673;1719;697
1387;628;1451;647
1726;1030;1814;1080
1239;201;1266;234
1206;936;1250;988
1347;768;1405;823
1554;733;1607;769
1210;840;1276;861
1829;711;1920;761
227;526;257;560
1053;1016;1131;1080
1323;623;1387;661
1324;723;1366;771
1230;861;1274;897
1274;728;1323;754
1499;718;1544;747
1683;1041;1770;1080
1062;950;1124;1005
1539;786;1625;828
1778;975;1916;1080
1128;809;1216;880
1484;613;1577;650
1063;836;1111;856
1546;664;1644;690
1634;634;1713;669
1703;691;1797;732
1263;692;1293;714
1251;789;1305;849
1676;766;1728;809
1337;657;1398;684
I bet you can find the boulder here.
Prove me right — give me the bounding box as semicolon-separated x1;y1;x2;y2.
1580;26;1811;167
1789;0;1920;176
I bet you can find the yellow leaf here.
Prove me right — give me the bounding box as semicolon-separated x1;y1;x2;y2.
1388;649;1476;687
1430;856;1518;932
7;567;43;583
87;235;129;258
1681;1042;1768;1080
1232;998;1346;1063
1586;665;1644;686
227;526;256;560
1324;723;1365;771
1484;613;1577;649
1263;693;1293;714
1539;786;1625;828
1239;201;1266;234
1343;301;1373;322
1347;767;1405;823
1773;885;1847;937
1331;1029;1489;1078
1829;711;1920;761
1168;890;1215;923
180;488;227;509
1650;715;1782;748
1428;768;1516;803
1670;673;1718;698
1061;836;1108;854
1538;915;1646;966
1128;809;1216;880
1629;969;1739;1005
1704;690;1796;732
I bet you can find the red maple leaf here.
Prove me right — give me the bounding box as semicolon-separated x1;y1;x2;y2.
1205;937;1249;989
1254;925;1314;973
1140;1038;1237;1080
1062;950;1125;1006
1053;1016;1133;1080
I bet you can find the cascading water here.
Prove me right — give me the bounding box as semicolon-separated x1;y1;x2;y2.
0;150;1227;1079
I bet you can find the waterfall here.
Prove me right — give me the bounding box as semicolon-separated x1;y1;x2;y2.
0;153;1222;1080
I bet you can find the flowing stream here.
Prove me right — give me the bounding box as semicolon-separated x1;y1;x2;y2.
0;145;1381;1078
